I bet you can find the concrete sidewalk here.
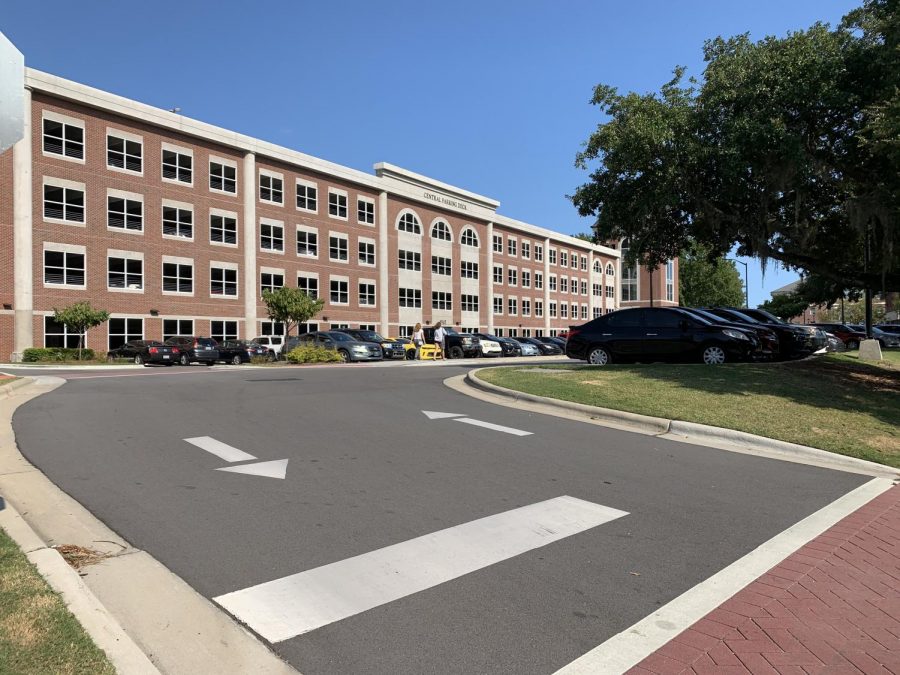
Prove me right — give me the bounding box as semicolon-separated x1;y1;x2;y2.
629;484;900;674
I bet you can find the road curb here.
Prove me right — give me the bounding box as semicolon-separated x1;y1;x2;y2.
465;368;900;477
0;481;160;674
0;376;32;398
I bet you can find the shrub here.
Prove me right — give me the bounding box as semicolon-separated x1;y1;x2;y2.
250;355;272;365
22;347;97;362
284;345;342;364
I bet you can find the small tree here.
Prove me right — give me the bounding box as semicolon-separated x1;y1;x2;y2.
678;244;745;308
52;301;110;361
261;287;325;343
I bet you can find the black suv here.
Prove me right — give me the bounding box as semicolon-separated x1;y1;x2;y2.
566;307;755;365
164;336;219;366
705;308;821;360
335;329;407;359
423;326;479;359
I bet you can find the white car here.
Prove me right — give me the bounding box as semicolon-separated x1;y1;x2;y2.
479;339;503;357
252;335;284;357
519;342;540;356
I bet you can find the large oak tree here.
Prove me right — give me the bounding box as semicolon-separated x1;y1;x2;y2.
572;0;899;297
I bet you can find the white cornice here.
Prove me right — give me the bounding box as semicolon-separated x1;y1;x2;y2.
374;163;500;210
492;213;620;258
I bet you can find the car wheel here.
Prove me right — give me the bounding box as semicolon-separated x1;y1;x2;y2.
134;354;144;366
587;346;611;365
406;350;416;361
180;354;190;366
847;340;859;350
205;361;215;367
702;345;727;365
449;346;464;359
231;355;242;365
268;352;276;362
338;349;350;363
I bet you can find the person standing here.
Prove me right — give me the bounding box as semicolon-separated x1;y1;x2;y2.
412;322;425;360
433;321;446;360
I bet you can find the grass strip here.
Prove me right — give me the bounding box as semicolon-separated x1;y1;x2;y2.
478;353;900;468
0;526;115;675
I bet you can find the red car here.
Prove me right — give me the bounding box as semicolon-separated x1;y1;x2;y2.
810;323;867;350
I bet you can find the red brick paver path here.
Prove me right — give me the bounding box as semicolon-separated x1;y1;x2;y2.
629;485;900;674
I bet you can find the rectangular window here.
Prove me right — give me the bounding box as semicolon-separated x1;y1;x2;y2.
535;245;543;262
594;307;602;318
210;214;237;245
549;275;557;291
209;161;236;193
461;261;479;279
162;262;193;293
535;300;543;317
163;205;192;238
522;299;531;317
549;249;557;265
508;268;517;286
163;319;193;340
666;260;675;302
493;265;503;284
260;221;284;252
581;280;588;296
44;316;83;349
162;148;192;183
297;275;318;299
571;303;578;318
328;235;348;261
44;249;85;286
108;256;143;290
535;272;543;290
398;249;421;271
508;298;518;316
259;321;285;337
259;173;283;204
107;134;142;172
211;320;238;342
581;305;588;320
296;181;318;211
521;271;531;288
359;240;376;266
210;267;238;296
260;271;284;294
593;283;601;297
561;303;568;319
493;296;503;315
432;291;452;310
432;256;451;276
571;253;578;269
43;117;84;160
492;234;503;253
108;318;143;349
622;265;638;301
461;294;479;312
607;284;615;298
581;255;588;271
107;196;143;232
508;238;517;256
560;251;568;268
328;190;348;219
560;277;568;293
399;288;422;308
296;228;318;257
330;279;349;304
359;282;376;306
43;184;85;223
522;242;531;259
550;302;557;318
357;198;375;224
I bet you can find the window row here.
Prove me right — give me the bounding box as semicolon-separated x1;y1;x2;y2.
44;316;241;350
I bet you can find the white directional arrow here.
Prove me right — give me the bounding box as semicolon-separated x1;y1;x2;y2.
216;459;289;480
421;411;533;436
422;410;467;420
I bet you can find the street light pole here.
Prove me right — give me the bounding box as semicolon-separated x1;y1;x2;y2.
726;258;749;308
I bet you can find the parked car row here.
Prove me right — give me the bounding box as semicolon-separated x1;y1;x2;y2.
565;306;829;365
107;336;275;366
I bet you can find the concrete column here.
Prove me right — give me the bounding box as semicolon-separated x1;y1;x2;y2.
616;255;623;309
486;221;494;333
588;250;595;318
543;237;551;335
12;88;32;361
378;191;389;336
242;152;257;338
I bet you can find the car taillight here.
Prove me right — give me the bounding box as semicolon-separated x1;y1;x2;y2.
149;347;158;354
172;347;179;354
193;341;199;348
568;328;581;340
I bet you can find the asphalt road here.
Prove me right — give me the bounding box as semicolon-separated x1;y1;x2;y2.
12;362;867;674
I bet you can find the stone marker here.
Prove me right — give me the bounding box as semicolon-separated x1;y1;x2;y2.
858;338;883;361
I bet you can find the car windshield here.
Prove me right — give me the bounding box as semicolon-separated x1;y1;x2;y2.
720;308;760;324
356;331;385;342
443;328;460;335
744;308;785;324
689;308;728;324
480;334;501;341
197;338;218;346
328;332;354;342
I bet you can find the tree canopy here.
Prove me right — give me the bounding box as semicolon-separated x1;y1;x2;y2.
53;301;110;360
261;286;324;339
572;0;899;296
678;244;745;307
758;293;810;322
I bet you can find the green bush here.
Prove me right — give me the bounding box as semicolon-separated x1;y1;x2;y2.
284;345;343;364
250;355;272;365
22;348;97;362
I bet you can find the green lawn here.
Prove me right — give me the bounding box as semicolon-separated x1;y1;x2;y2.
478;353;900;468
0;527;114;675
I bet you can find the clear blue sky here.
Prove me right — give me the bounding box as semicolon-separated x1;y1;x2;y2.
2;0;859;307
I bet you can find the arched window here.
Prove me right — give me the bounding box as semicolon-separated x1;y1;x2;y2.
460;228;479;247
397;211;421;234
593;260;601;273
431;220;452;241
606;263;615;277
